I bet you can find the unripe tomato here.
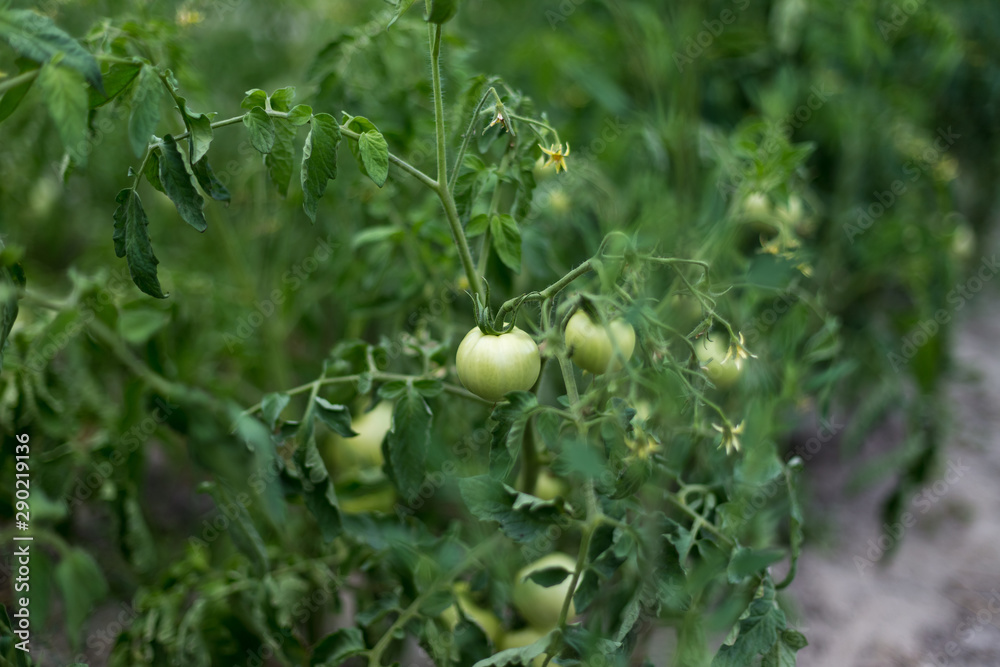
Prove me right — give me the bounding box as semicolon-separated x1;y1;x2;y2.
564;311;636;375
512;552;579;630
498;627;548;667
528;469;567;501
440;582;503;643
456;327;541;402
533;156;557;183
321;401;393;475
695;337;740;390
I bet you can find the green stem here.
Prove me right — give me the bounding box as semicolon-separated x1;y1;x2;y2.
449;85;495;192
494;259;594;324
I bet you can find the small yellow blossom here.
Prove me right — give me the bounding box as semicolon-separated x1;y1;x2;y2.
484;106;511;135
721;332;758;370
538;142;570;174
712;421;745;456
176;8;203;25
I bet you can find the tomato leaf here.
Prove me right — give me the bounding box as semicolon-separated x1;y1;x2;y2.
264;117;296;197
159;135;208;232
383;389;431;501
268;85;295;112
260;392;291;429
727;547;786;584
387;0;417;28
191;156;230;204
54;548;108;648
128;64;163;158
88;61;140;108
458;475;566;544
310;628;367;666
527;565;571;587
301;113;341;222
0;8;103;93
314;397;357;437
470;629;555;667
143;147;165;193
358;129;389;187
37;60;88;166
287;103;313;126
112;188;166;298
241;88;267;110
490;213;522;274
243;105;275;154
0;59;37;122
466;213;489;238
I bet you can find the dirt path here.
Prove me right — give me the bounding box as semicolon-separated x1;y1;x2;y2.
788;301;1000;666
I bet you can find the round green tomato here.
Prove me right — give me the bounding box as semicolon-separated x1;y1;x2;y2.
321;401;393;474
498;627;548;667
695;337;741;390
529;469;567;502
457;326;540;402
440;582;503;643
565;311;636;375
512;552;579;630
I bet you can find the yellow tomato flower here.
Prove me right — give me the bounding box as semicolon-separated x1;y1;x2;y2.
538;142;570;173
712;421;745;456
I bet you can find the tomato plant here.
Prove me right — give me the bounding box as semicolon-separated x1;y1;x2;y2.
0;0;987;666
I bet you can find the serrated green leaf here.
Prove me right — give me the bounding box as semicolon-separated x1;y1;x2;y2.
0;60;36;122
183;107;213;163
471;629;554;667
266;117;296;197
310;628;366;666
128;64;162;158
55;548;108;648
425;0;459;24
527;565;571;587
0;8;103;92
88;61;139;108
412;379;443;398
241;88;266;110
314;397;357;437
385;389;431;501
712;596;784;666
459;475;565;544
38;60;88;166
112;188;166;298
159;135;207;232
301;113;341;222
206;484;269;576
727;547;786;584
490;213;521;273
243;106;275;154
287;103;312;125
358;129;389;187
302;477;342;543
191;156;230;203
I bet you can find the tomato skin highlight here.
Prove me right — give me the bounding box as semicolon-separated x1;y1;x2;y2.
511;552;579;630
456;326;541;402
695;337;741;389
321;401;393;475
565;311;636;374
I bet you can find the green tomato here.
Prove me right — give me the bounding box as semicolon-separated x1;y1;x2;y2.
321;401;393;474
695;337;741;390
565;311;636;375
440;582;503;643
498;627;548;667
527;469;567;501
512;552;579;630
457;326;541;402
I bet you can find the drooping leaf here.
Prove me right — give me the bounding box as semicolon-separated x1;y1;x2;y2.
112;188;166;298
54;548;108;647
314;397;357;437
384;388;431;501
260;392;291;430
490;214;522;273
243;105;275;154
300;113;341;222
358;129;389;187
191;156;230;203
459;475;566;544
0;8;103;92
128;64;163;158
37;60;88;166
388;0;417;28
158;135;207;232
470;629;554;667
266;117;296;197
